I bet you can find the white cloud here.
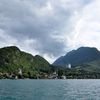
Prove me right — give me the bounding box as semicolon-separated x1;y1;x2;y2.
67;0;100;51
0;0;97;63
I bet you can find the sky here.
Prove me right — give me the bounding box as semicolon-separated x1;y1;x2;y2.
0;0;100;63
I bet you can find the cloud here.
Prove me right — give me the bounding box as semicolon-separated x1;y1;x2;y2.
0;0;94;63
68;0;100;51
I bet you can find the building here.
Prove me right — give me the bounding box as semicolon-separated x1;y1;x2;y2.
66;63;71;69
18;68;22;75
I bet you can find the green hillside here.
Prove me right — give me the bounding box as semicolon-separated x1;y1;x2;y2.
0;46;51;79
52;47;100;79
76;59;100;73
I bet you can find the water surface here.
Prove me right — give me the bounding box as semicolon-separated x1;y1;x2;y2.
0;79;100;100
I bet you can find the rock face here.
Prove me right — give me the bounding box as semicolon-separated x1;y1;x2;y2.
0;46;51;78
53;47;100;67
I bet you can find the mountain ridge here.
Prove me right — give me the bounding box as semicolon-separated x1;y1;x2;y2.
0;46;51;79
53;47;100;67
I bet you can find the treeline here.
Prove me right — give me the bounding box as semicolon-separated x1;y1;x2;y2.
56;67;100;79
1;65;100;79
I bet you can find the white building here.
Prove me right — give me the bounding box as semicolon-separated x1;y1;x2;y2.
66;63;71;69
18;68;22;75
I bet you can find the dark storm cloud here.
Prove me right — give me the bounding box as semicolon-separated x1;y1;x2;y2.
0;0;93;62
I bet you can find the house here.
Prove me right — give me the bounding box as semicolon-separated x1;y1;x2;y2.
18;68;22;75
66;63;71;69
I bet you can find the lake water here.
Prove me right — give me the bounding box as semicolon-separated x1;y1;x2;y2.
0;79;100;100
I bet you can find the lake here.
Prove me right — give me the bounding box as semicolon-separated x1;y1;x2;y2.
0;79;100;100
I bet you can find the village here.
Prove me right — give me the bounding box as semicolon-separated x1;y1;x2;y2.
0;64;71;79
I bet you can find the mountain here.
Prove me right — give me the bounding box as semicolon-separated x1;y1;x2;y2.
53;47;100;67
0;46;51;78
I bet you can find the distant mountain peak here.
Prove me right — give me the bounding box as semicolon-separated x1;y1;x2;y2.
77;46;98;51
53;47;100;67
